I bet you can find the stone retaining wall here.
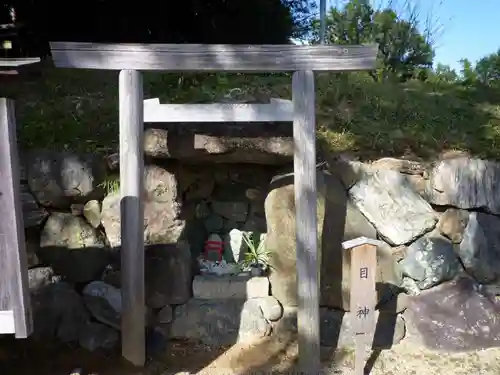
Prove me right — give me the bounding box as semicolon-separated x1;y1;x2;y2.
18;149;500;353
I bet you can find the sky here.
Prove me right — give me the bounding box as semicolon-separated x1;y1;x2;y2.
425;0;499;70
318;0;500;71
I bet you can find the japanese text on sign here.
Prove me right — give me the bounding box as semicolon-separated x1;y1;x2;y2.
356;306;370;319
359;267;368;279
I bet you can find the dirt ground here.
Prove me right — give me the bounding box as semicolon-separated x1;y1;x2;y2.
185;331;500;375
1;326;500;375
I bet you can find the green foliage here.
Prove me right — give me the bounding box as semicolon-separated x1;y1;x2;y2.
98;178;120;195
5;64;500;161
283;0;317;38
239;232;273;269
310;0;434;81
459;58;478;85
432;63;458;83
475;50;500;86
315;71;500;159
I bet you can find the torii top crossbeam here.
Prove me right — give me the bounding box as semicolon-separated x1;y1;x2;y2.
50;42;376;71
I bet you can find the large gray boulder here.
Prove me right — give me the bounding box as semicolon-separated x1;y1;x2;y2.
427;157;500;214
457;212;500;283
25;151;106;208
39;213;109;283
348;168;437;246
400;231;461;290
100;165;185;248
265;171;400;310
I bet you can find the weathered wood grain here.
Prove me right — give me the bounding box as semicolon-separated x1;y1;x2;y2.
292;71;320;374
49;42;378;71
143;101;293;123
349;242;377;375
119;71;146;366
0;98;33;338
0;58;40;67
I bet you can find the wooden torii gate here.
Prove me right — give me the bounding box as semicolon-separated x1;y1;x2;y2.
49;42;377;373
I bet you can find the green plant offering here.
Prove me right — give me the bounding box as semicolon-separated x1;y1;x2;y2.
98;178;120;194
239;232;272;270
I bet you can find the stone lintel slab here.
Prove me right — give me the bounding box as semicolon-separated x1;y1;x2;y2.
192;275;270;300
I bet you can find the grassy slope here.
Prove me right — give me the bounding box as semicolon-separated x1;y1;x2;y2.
3;62;500;160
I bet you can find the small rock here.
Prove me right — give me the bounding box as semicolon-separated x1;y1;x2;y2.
245;188;262;201
31;282;90;342
327;157;366;189
399;232;460;290
79;322;119;351
83;281;122;313
70;204;84;216
21;183;48;228
25;232;42;268
156;305;173;324
258;296;283;321
238;299;272;342
39;213;109;283
101;165;185;248
437;208;469;243
83;295;120;330
401;277;421;296
105;153;119;171
145;243;192;306
83;200;101;228
405;174;429;197
392;245;408;262
26;151;106;208
28;266;55;292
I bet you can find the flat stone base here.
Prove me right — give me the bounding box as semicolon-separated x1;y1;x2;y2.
170;299;272;346
192;275;270;299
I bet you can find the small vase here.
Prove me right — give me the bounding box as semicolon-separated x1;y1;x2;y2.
250;264;265;277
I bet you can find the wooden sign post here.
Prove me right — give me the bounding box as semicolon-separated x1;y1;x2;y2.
342;237;378;375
